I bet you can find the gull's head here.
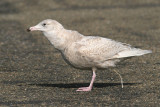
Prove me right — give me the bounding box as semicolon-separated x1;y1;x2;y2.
27;19;63;32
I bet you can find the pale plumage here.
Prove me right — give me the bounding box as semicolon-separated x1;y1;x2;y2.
28;19;151;91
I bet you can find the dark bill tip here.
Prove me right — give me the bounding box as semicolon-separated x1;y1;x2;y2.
27;28;31;32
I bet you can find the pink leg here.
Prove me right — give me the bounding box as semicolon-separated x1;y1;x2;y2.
76;68;96;91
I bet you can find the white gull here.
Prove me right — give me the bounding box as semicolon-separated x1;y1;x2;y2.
27;19;151;91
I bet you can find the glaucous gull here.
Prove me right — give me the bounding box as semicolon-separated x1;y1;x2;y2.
27;19;151;91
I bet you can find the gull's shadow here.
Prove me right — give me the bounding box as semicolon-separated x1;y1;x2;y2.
28;83;140;88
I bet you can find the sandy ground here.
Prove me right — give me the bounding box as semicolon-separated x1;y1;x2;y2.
0;0;160;106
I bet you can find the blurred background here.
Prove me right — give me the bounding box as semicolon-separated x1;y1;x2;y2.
0;0;159;106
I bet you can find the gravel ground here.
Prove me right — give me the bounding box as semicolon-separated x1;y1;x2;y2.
0;0;160;106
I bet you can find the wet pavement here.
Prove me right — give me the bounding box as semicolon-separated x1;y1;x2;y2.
0;0;160;106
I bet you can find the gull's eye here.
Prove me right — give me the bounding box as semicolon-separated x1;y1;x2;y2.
42;23;46;27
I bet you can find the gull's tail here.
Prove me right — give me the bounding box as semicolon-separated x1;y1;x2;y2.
113;48;152;59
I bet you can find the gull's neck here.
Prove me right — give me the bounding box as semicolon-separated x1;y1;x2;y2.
43;28;84;51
